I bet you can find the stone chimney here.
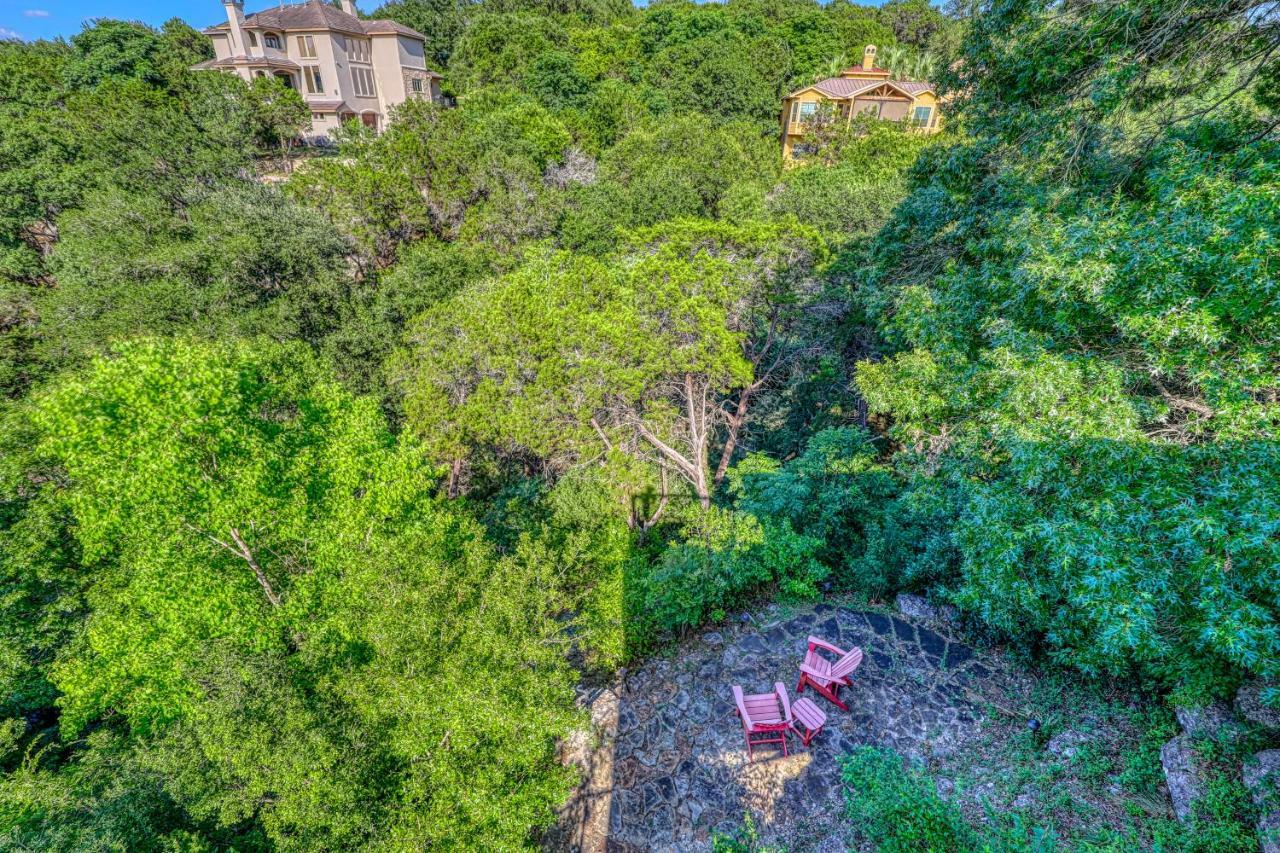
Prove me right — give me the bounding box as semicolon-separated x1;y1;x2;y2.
862;44;877;70
223;0;247;55
341;0;357;15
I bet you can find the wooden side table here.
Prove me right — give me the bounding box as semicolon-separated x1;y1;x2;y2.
790;696;827;747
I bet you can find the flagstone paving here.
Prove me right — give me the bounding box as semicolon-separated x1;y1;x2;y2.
549;603;1036;852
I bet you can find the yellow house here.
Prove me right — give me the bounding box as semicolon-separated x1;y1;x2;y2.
781;44;941;160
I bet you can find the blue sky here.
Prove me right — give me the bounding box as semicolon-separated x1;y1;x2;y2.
0;0;234;40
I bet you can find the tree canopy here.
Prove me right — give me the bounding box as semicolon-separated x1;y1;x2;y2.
2;0;1277;847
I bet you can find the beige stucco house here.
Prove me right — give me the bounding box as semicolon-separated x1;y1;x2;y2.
196;0;442;139
781;45;941;161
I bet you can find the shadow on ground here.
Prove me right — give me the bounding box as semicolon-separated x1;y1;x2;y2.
547;603;1023;851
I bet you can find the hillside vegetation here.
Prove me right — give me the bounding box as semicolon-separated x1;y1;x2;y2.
1;0;1277;849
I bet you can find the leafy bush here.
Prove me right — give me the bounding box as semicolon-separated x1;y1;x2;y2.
841;746;976;851
730;428;960;598
638;507;825;639
731;428;898;593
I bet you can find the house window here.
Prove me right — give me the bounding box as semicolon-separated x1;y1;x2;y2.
264;33;281;49
352;67;377;97
297;35;317;58
350;38;371;62
913;105;932;125
304;66;323;94
411;77;423;93
798;101;817;121
311;112;325;121
247;31;258;47
862;102;882;117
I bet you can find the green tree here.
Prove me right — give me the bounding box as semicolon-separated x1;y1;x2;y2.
877;0;945;49
769;118;936;237
825;1;895;60
852;0;1280;693
6;338;579;848
401;219;830;507
642;31;790;132
448;12;568;92
158;17;214;78
288;91;570;267
559;115;777;252
244;75;309;163
37;183;353;374
526;49;591;110
62;19;168;89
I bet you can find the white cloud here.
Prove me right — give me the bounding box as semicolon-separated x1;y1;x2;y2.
0;27;22;39
24;9;50;16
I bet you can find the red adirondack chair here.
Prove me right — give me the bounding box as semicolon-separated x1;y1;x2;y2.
732;682;793;759
796;635;863;711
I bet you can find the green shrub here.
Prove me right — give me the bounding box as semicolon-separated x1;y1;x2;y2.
730;428;956;598
841;746;977;852
639;507;825;638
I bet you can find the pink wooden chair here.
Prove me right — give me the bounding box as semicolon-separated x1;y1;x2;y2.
796;635;863;711
732;682;793;759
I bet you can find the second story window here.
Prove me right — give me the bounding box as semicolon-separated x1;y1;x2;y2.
912;105;933;126
297;35;317;58
247;31;258;47
349;38;371;63
304;66;323;94
264;33;281;49
352;66;377;98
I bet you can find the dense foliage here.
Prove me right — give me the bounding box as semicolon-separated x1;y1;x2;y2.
854;0;1280;697
841;746;976;850
1;0;1277;846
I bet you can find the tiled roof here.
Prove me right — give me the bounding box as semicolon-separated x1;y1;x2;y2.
361;19;422;37
894;81;935;95
192;54;300;70
810;78;880;98
305;98;347;111
800;76;935;100
204;0;425;41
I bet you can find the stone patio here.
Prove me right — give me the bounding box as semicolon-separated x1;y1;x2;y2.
549;603;1027;851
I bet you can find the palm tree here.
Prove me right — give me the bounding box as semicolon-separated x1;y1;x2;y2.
813;54;848;85
879;44;938;81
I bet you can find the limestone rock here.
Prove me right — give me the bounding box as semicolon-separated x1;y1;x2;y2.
1046;728;1090;759
1235;682;1280;732
1161;735;1208;823
1243;750;1280;853
895;593;941;622
1174;700;1236;740
894;592;961;626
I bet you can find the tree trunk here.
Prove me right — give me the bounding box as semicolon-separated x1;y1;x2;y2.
713;385;754;485
228;527;282;608
446;457;463;498
685;374;711;509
